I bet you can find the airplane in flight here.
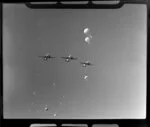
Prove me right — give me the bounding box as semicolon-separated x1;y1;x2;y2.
60;54;78;62
80;61;93;67
38;53;56;61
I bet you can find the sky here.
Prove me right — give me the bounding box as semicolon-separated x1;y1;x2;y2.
3;3;147;119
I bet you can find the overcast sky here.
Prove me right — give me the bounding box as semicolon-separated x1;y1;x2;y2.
3;4;146;119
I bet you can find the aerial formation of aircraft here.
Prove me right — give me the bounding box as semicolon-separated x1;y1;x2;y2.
80;61;93;67
60;54;78;62
38;53;56;61
38;53;93;67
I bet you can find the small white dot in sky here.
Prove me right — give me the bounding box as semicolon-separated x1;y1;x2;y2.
84;75;88;80
85;37;91;44
45;107;48;111
53;113;57;117
84;28;90;35
44;105;48;111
